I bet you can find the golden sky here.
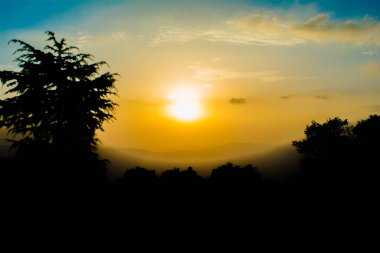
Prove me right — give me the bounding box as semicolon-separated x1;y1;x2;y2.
1;0;380;156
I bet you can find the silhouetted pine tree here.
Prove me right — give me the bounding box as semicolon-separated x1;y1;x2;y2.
0;31;117;174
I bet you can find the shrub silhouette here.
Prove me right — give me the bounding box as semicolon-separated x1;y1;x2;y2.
0;31;118;183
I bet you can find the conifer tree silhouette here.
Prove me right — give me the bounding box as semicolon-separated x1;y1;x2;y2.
0;31;117;172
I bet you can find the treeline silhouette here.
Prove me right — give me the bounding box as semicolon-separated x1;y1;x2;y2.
1;111;379;198
2;115;379;212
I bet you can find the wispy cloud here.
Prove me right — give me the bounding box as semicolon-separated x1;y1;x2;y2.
73;31;127;49
280;94;331;100
234;12;380;46
151;12;380;47
229;13;306;46
188;64;288;83
75;32;91;48
111;31;127;43
202;29;304;46
362;50;376;56
150;25;304;47
293;14;380;45
150;26;202;47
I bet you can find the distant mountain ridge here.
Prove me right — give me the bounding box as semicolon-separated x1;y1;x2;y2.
100;142;300;179
114;142;273;159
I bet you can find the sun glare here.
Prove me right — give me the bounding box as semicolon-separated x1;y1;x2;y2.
166;87;202;121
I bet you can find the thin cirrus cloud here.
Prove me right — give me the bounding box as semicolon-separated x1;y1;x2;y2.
150;27;202;47
76;32;91;48
293;14;380;45
233;12;380;46
74;31;127;48
150;25;305;47
362;51;376;56
280;94;330;100
188;64;288;83
150;12;380;47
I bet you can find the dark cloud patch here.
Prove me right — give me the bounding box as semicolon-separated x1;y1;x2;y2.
279;94;297;99
229;98;247;104
314;95;329;100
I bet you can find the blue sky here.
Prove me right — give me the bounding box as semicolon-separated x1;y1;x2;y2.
1;0;380;30
1;0;98;29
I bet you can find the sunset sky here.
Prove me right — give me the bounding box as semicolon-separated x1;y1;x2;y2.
1;0;380;159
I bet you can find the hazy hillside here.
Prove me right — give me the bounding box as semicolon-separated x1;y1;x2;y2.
100;142;300;180
1;137;299;180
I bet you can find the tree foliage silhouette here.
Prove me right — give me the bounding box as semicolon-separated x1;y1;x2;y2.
353;115;380;148
292;117;353;159
352;115;380;181
0;31;117;167
292;115;380;197
291;117;357;190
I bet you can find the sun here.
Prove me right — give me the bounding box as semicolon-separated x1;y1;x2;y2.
166;87;202;121
168;100;201;121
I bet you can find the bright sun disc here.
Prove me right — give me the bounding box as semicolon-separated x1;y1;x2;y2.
166;87;202;121
168;100;201;121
